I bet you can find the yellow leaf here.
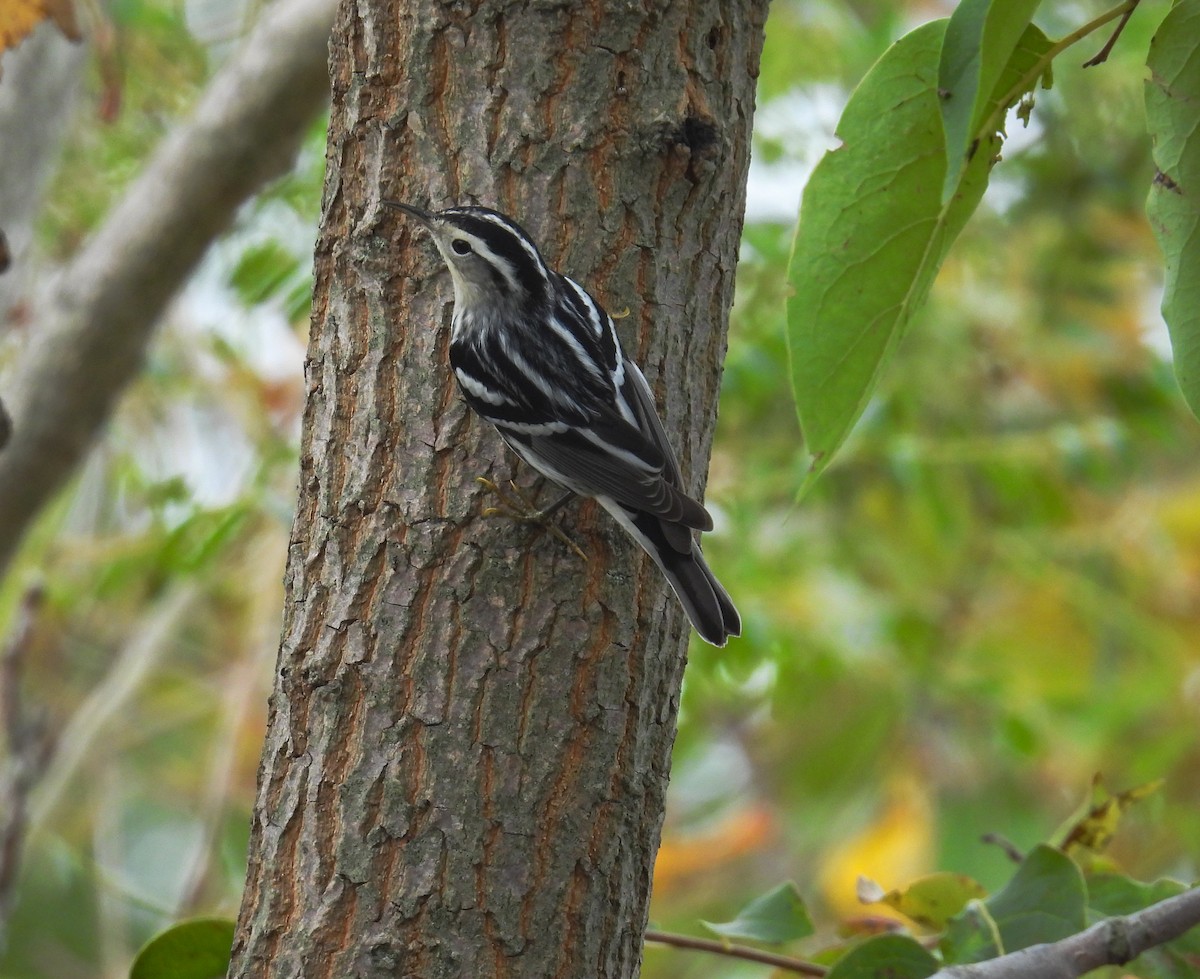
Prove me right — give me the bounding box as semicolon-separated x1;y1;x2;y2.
867;872;988;931
1054;774;1164;863
818;776;934;922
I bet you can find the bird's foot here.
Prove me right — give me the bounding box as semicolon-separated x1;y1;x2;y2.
475;477;587;562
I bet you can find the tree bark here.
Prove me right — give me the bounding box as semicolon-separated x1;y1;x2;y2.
230;1;767;976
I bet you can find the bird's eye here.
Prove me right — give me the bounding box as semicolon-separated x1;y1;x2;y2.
451;239;472;255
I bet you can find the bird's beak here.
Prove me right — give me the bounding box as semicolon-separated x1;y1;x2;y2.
383;200;433;226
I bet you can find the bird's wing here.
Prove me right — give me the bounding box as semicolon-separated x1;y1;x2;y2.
618;358;685;490
500;373;713;535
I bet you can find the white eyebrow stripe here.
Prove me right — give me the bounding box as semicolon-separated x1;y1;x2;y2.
472;211;545;269
455;232;522;295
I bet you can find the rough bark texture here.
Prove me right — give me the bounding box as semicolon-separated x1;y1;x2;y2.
231;1;767;976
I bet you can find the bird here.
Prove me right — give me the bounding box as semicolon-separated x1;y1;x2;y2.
386;201;740;647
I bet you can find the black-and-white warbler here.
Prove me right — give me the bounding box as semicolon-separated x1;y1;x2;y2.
387;202;740;647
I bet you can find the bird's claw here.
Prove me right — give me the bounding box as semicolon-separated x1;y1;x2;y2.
474;477;587;562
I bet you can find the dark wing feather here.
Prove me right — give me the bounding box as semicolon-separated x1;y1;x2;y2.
503;421;711;533
458;277;713;535
619;358;683;489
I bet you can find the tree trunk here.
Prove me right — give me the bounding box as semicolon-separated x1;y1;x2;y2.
230;1;767;976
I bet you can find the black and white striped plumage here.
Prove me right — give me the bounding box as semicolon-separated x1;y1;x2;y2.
388;202;740;647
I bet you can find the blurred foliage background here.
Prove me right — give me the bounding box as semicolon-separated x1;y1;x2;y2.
1;0;1196;976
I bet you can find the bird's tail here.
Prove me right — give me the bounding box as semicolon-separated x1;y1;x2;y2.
612;506;741;647
659;542;741;647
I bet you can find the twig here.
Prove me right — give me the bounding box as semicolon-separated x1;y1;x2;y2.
1083;0;1141;68
644;929;827;975
0;587;55;935
977;0;1139;144
648;885;1200;978
980;832;1024;864
178;640;274;914
28;585;196;831
930;885;1200;978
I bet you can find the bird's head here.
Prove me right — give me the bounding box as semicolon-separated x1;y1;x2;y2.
386;202;552;322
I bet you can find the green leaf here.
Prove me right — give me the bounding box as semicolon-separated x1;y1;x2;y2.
130;918;236;979
700;881;814;944
824;934;939;979
941;845;1086;964
869;872;989;930
938;0;1045;202
230;240;302;307
1087;873;1191;921
786;15;1058;488
985;24;1054;129
1088;875;1200;979
284;277;315;321
1145;0;1200;422
787;20;997;485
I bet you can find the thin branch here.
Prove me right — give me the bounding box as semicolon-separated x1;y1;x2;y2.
649;886;1200;979
979;832;1024;864
977;0;1138;145
644;929;827;975
1082;0;1142;68
0;587;55;934
28;585;196;832
177;639;275;914
931;886;1200;979
0;0;334;579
